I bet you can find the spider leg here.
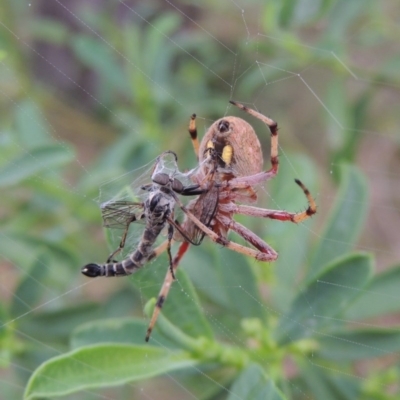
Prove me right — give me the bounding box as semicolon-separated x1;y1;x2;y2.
166;223;175;280
228;219;277;260
188;113;200;159
230;100;279;178
145;241;191;342
174;196;277;262
234;179;317;223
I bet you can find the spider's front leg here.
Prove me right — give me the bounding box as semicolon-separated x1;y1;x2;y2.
233;179;317;223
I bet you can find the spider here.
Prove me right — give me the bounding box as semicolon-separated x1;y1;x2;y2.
145;101;317;341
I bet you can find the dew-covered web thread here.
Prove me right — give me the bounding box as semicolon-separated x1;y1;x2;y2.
1;0;400;399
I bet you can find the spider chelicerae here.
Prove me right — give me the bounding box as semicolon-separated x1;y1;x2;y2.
82;101;317;342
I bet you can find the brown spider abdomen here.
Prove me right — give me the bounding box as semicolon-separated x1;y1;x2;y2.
198;117;263;177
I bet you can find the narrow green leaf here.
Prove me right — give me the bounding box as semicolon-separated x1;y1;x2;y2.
31;18;69;45
344;264;400;320
278;0;296;28
268;154;317;311
219;250;265;319
24;344;197;399
19;303;100;342
309;164;368;278
326;375;361;400
71;318;177;349
228;363;286;400
143;13;181;72
0;144;74;187
299;362;361;400
325;77;350;153
71;34;128;96
186;245;264;320
275;253;373;345
11;254;49;316
184;244;230;309
0;233;78;278
15;100;53;147
181;368;236;400
0;302;12;367
318;328;400;361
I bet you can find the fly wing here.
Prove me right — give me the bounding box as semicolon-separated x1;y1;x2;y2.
101;200;145;229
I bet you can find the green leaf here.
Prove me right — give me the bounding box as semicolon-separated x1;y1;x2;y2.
275;253;373;345
326;0;372;40
24;344;197;399
279;0;324;28
71;318;177;349
0;233;78;281
278;0;296;28
309;164;368;278
344;264;400;320
143;13;181;74
132;257;214;340
318;328;400;361
11;254;49;316
14;100;53;148
0;144;74;187
186;245;264;320
31;18;69;45
326;375;361;400
300;362;361;400
0;302;12;367
71;34;129;97
268;154;318;311
19;303;100;342
325;77;350;153
228;363;286;400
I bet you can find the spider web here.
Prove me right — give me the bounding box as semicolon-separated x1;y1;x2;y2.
1;1;400;399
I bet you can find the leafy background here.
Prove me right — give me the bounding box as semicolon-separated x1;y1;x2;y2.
1;0;400;399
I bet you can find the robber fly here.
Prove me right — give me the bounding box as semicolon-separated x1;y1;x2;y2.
81;151;204;279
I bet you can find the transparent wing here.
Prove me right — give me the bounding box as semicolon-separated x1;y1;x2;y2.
101;200;145;229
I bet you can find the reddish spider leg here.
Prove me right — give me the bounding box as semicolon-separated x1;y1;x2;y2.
232;179;316;223
176;196;278;261
145;241;189;341
226;101;316;222
216;180;316;258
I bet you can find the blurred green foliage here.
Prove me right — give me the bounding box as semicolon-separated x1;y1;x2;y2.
1;0;400;399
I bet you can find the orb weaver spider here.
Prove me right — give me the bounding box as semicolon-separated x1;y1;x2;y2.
145;101;317;341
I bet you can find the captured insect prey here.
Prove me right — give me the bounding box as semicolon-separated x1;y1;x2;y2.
81;150;204;280
82;102;317;341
